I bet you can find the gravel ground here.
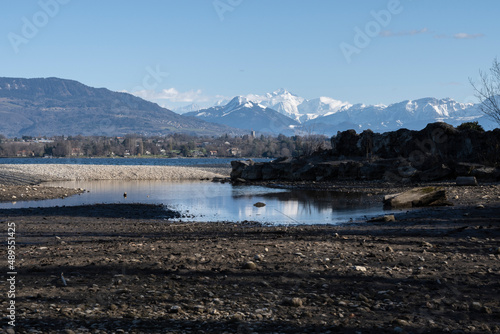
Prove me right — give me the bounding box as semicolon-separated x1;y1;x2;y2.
0;164;227;183
0;203;499;333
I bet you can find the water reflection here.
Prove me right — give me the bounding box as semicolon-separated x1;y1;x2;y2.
0;180;386;225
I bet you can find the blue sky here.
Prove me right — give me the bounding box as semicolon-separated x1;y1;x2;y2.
1;0;499;109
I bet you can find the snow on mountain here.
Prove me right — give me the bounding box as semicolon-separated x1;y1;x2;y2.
185;96;299;134
297;96;352;122
305;97;495;135
243;89;305;122
180;89;497;136
242;89;352;124
174;103;203;114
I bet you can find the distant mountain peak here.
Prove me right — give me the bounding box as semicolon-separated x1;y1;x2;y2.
0;76;242;137
270;88;294;96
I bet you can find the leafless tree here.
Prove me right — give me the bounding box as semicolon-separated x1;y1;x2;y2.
470;58;500;125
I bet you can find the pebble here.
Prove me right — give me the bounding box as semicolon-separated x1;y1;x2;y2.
471;301;482;311
286;297;303;307
170;305;181;313
353;266;367;272
394;319;411;326
242;261;257;270
254;254;264;261
421;241;433;248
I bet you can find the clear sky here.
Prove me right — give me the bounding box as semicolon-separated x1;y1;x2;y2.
1;0;499;109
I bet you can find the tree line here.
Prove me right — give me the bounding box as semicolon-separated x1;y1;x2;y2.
0;133;330;158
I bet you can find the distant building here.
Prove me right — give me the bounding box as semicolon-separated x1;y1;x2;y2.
209;150;218;157
251;130;256;138
16;150;35;157
71;148;84;156
227;148;241;156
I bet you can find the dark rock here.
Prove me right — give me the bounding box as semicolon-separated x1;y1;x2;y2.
456;176;478;186
282;297;303;307
471;167;500;181
230;160;254;180
338;161;363;179
231;123;500;183
418;164;452;181
241;164;263;181
368;215;396;222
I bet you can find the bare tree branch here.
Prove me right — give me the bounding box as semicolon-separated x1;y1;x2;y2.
470;58;500;125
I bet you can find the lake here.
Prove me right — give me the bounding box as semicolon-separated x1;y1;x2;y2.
0;157;271;166
0;157;389;225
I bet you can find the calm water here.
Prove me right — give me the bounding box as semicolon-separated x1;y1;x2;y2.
0;157;271;166
0;157;389;225
0;180;387;225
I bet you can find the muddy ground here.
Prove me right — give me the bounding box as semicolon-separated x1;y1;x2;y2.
0;186;499;333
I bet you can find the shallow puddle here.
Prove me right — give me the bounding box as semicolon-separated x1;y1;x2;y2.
0;180;388;225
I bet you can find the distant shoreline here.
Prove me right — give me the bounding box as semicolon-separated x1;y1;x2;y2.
0;164;227;184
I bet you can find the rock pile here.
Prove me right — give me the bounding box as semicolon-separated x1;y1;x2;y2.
231;123;500;183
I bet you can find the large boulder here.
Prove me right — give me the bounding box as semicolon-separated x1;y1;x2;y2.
230;160;254;179
383;187;452;209
231;123;500;183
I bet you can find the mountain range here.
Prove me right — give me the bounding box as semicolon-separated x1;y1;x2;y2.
182;89;497;136
0;77;241;137
0;77;496;138
185;96;299;135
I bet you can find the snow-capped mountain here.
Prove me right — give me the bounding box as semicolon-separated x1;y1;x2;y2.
297;96;352;122
241;89;350;123
306;97;496;135
245;89;305;122
183;89;496;136
185;96;299;134
238;88;350;123
174;103;203;114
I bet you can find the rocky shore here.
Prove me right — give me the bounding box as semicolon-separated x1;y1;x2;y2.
0;200;499;333
0;152;499;333
230;123;500;183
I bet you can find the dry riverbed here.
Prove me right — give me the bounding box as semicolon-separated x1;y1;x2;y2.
0;164;499;333
0;200;499;333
